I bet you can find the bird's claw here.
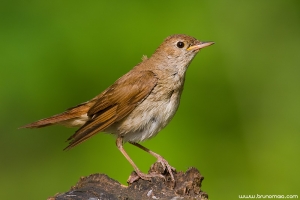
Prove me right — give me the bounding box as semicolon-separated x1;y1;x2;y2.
156;157;176;181
127;170;165;184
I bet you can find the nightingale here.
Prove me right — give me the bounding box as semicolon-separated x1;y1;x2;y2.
21;34;214;183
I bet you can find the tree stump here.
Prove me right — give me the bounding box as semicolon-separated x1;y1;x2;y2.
48;162;208;200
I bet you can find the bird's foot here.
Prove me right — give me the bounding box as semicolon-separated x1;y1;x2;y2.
156;156;176;182
127;170;165;184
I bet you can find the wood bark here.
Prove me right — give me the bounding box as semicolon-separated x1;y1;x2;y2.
48;162;208;200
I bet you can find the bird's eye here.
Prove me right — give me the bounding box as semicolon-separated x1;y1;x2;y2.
176;41;185;48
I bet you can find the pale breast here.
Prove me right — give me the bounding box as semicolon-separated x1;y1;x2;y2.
104;70;186;143
111;86;182;143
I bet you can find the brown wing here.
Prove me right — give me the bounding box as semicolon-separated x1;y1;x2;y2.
64;70;157;150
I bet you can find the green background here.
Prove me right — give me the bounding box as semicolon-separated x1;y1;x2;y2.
1;1;299;199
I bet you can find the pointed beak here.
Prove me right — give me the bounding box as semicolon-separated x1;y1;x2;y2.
187;41;215;51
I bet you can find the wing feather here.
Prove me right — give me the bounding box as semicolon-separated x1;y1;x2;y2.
65;70;157;149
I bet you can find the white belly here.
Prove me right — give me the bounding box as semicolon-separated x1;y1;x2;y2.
107;89;181;143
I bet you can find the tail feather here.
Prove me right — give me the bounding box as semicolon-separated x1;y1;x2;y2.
20;101;93;129
20;112;79;128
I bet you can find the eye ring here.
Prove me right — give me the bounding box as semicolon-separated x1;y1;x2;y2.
176;41;185;48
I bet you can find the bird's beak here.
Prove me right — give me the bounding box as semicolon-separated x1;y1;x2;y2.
187;41;215;51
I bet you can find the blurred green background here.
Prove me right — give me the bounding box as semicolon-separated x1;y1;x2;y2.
1;0;299;199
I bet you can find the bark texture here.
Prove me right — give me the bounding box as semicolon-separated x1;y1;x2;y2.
48;162;208;200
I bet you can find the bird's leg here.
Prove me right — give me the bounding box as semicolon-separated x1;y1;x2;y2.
116;137;165;183
129;142;175;182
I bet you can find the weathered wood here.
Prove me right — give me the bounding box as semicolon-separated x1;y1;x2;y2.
48;162;208;200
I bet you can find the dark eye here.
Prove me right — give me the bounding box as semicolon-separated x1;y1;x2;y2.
177;41;185;48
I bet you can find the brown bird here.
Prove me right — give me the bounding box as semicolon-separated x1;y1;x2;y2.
21;34;214;183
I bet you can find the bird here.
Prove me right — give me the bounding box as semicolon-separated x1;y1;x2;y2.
21;34;214;183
